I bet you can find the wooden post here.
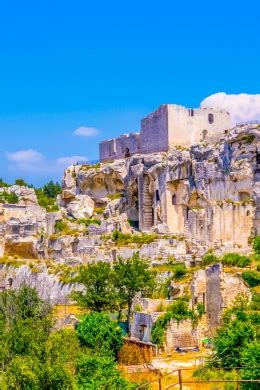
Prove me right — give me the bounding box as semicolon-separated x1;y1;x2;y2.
158;377;162;390
178;369;183;390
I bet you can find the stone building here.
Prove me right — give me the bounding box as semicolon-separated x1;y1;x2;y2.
99;104;232;161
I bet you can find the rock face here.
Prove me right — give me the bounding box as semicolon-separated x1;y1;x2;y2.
66;194;94;219
1;124;259;265
61;123;260;256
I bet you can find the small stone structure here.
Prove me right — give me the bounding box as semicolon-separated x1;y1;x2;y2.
131;264;251;349
99;104;231;161
191;263;251;333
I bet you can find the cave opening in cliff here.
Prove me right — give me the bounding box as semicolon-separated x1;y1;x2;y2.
127;179;139;230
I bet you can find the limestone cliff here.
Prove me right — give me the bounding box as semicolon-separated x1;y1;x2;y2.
60;122;260;256
0;123;259;302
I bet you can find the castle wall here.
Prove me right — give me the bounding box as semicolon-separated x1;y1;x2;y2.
100;134;140;162
99;139;116;161
99;104;232;161
140;105;169;153
167;105;232;147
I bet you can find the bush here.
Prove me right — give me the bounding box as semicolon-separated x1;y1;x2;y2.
0;178;10;187
242;271;260;287
253;236;260;254
0;191;19;204
35;189;59;212
173;264;187;279
77;354;130;389
76;312;123;357
111;230;158;246
76;217;101;227
15;178;28;187
241;342;260;389
221;253;251;267
151;299;194;347
210;319;255;368
202;252;218;266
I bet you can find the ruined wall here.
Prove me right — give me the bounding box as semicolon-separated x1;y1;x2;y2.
165;318;207;350
99;139;116;162
100;134;140;162
140;105;169;153
167;105;232;146
192;264;252;334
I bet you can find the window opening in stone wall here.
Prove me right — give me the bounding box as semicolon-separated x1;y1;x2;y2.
190;109;194;116
208;113;214;124
172;194;177;205
202;129;208;141
256;153;260;165
125;147;130;158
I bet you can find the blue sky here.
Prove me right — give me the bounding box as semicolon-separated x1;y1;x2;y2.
0;0;259;185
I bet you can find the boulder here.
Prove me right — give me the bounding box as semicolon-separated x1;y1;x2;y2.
66;195;94;219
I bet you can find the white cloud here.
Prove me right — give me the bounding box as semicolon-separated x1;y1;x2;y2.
6;149;88;174
74;126;99;137
6;149;44;163
56;155;88;167
201;92;260;124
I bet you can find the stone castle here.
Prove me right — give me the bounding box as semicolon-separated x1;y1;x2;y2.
99;103;232;161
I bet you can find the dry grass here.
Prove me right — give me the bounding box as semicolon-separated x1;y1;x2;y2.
54;305;88;319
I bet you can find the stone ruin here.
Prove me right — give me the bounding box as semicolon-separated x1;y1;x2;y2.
99;103;232;162
130;264;251;351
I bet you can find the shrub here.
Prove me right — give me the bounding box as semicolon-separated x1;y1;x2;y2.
241;342;260;388
221;253;251;267
111;230;158;246
76;217;101;227
242;271;260;287
151;299;194;347
0;191;19;204
0;178;10;187
15;178;28;187
107;193;123;200
35;188;59;212
253;236;260;254
242;134;255;144
202;252;218;266
77;354;129;388
76;312;123;357
173;264;187;279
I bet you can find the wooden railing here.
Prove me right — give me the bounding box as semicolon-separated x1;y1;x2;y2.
136;366;260;389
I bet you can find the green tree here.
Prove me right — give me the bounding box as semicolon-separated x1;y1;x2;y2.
15;179;28;187
114;253;155;326
77;312;123;357
77;354;131;389
72;262;118;312
43;180;61;198
0;286;77;389
210;319;256;368
240;342;260;389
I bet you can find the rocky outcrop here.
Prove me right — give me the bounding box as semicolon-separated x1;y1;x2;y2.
59;124;260;257
66;194;94;219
